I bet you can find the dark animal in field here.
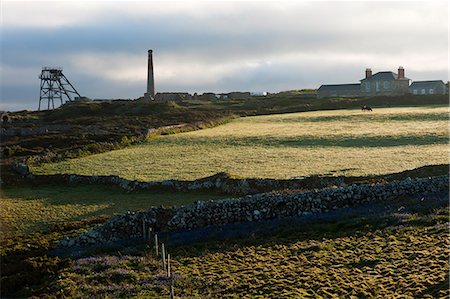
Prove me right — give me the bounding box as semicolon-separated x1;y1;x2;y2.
361;105;373;112
1;113;11;124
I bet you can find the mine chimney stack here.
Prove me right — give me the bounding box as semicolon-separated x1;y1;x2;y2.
147;49;155;98
365;68;372;79
143;49;155;101
398;66;405;79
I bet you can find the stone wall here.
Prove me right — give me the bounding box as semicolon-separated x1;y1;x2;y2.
59;175;449;248
10;162;347;196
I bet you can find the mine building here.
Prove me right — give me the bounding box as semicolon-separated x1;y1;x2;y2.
409;80;447;95
155;92;192;101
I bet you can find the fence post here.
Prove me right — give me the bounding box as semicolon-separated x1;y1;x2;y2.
142;219;146;240
162;243;166;271
155;234;159;257
148;228;153;259
167;254;171;278
170;283;175;299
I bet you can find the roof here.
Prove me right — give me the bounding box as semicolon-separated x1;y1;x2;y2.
361;71;410;81
409;80;445;88
318;83;360;91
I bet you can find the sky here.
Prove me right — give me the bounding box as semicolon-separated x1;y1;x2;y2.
1;0;448;111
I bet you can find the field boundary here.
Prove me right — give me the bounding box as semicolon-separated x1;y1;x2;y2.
59;174;449;248
11;162;449;196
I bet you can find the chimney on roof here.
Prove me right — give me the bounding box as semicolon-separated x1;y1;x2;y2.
398;66;405;79
365;68;372;79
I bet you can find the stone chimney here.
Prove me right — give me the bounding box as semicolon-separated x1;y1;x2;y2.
398;66;405;79
144;49;155;101
365;68;372;79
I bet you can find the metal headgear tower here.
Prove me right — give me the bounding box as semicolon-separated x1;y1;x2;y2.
38;67;81;110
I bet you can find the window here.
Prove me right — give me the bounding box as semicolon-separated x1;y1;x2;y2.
429;89;434;94
421;89;426;94
376;81;380;92
383;81;390;89
413;89;418;94
365;82;371;92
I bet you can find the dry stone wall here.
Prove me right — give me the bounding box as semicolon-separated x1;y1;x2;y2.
59;175;449;248
10;162;346;195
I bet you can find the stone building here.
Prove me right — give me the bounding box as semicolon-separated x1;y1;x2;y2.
317;67;414;98
317;84;360;98
197;93;217;100
360;67;410;96
409;80;447;95
227;92;251;100
154;92;192;102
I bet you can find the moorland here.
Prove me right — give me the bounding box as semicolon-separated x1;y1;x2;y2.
1;93;448;298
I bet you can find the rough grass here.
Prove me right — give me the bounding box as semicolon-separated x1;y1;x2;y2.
49;201;449;298
0;185;227;240
172;220;448;298
33;106;449;181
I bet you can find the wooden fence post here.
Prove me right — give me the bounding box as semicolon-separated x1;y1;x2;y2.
162;243;166;271
169;283;175;299
147;228;152;259
155;234;159;257
142;220;146;240
167;254;171;278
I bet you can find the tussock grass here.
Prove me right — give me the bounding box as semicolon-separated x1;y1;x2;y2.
172;224;449;298
48;203;449;298
33;106;449;181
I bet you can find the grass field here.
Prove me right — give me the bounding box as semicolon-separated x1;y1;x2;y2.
33;106;449;181
50;200;449;298
0;186;227;240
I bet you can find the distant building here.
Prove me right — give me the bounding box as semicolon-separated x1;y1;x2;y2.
202;92;252;100
316;67;437;98
360;67;410;96
250;91;268;96
197;93;217;100
155;92;192;102
317;84;360;99
74;96;92;102
227;92;251;100
409;80;447;95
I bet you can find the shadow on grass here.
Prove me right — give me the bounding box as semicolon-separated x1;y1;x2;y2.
162;134;448;148
1;183;227;236
417;278;450;298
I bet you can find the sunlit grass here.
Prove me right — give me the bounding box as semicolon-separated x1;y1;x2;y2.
33;106;449;181
0;186;227;238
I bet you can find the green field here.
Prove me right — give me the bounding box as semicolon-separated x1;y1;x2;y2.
33;106;449;181
0;186;227;240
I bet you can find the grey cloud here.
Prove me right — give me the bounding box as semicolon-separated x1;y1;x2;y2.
1;1;448;111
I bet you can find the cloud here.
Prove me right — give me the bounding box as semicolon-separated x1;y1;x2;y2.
1;1;448;111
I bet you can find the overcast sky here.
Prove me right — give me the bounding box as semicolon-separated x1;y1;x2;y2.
1;0;448;111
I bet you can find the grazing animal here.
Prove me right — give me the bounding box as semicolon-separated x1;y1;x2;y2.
361;105;373;112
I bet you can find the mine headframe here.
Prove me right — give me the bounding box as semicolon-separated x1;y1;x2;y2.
38;67;81;110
